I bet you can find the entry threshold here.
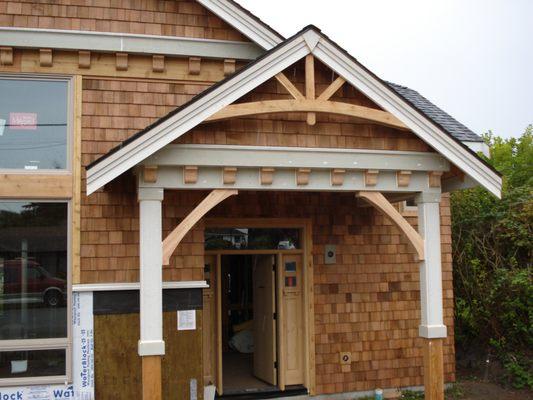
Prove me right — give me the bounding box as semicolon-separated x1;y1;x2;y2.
216;385;307;400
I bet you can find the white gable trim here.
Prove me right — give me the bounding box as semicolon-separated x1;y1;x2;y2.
312;37;501;198
86;28;501;197
196;0;283;50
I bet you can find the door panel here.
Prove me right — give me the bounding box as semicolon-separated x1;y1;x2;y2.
253;255;277;385
281;254;304;385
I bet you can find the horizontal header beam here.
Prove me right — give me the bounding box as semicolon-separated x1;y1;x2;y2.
0;27;263;60
144;144;450;172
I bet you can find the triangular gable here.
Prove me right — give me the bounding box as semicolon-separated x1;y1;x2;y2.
86;26;501;197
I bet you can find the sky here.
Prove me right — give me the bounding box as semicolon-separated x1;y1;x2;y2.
238;0;533;139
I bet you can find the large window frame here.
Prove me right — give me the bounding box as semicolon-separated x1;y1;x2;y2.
0;199;72;386
0;74;74;174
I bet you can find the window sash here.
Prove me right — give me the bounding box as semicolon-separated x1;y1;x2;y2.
0;199;72;385
0;74;73;173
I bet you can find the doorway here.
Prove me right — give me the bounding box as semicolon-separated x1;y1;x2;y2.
202;219;314;397
220;254;277;395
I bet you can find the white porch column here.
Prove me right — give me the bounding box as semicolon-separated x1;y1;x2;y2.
416;192;447;338
416;192;446;400
138;187;165;356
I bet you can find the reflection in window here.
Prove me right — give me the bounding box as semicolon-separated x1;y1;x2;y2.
0;78;68;170
205;228;300;250
0;349;65;379
0;202;68;341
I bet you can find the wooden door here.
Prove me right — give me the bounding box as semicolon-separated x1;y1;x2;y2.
253;255;277;385
280;254;304;385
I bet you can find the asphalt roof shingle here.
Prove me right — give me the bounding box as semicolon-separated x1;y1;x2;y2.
387;82;484;143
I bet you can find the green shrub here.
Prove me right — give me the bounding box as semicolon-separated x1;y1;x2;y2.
399;390;424;400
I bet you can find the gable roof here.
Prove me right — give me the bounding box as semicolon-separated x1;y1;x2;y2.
86;26;501;197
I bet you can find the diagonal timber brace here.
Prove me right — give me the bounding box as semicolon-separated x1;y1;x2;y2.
162;189;238;265
356;191;425;260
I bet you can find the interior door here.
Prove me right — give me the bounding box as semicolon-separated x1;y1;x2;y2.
253;255;277;385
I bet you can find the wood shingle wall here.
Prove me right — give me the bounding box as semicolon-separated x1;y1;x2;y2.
0;0;249;40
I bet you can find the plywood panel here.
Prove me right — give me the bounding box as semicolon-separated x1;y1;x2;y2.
94;311;203;400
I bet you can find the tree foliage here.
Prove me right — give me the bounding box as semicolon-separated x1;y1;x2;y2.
451;125;532;388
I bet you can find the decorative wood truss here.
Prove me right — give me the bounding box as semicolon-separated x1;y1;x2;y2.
207;55;408;130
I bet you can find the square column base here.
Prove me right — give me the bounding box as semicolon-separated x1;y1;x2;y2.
423;338;444;400
138;339;165;356
142;355;162;400
419;324;447;339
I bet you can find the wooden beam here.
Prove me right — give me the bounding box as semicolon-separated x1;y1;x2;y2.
206;99;408;130
78;51;91;69
0;47;13;65
189;57;201;75
356;191;425;260
364;169;379;187
317;76;346;101
116;52;128;71
305;55;316;125
423;338;444;400
162;189;238;265
142;355;162;400
71;76;83;285
275;73;305;100
260;167;275;185
183;166;198;184
397;170;412;187
0;174;72;198
152;55;165;72
143;165;158;183
223;59;236;76
222;167;237;184
39;48;53;67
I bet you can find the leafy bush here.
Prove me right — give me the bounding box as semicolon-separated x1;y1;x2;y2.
399;390;424;400
452;126;532;388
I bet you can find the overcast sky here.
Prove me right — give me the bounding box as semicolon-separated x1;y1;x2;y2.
238;0;532;139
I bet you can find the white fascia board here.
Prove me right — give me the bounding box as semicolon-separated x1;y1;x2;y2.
311;39;502;198
86;35;309;194
144;144;450;172
463;141;490;158
72;281;209;292
196;0;283;50
0;27;263;60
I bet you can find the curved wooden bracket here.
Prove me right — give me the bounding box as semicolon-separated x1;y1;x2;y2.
356;191;425;260
206;99;408;130
162;189;238;265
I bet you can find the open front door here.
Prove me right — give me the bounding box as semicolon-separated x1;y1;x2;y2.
253;255;277;385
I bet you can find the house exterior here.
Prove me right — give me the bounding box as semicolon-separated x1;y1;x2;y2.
0;1;501;400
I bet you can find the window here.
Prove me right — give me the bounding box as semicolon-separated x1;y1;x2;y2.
205;228;301;250
0;201;69;384
0;77;70;171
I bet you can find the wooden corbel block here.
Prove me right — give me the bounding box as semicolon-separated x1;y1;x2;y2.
260;168;275;185
39;49;53;67
152;55;165;72
223;59;236;76
223;167;237;185
428;171;443;188
364;170;379;187
143;165;158;183
331;169;345;186
78;51;91;69
397;170;412;187
188;57;201;75
0;47;13;66
296;168;311;186
116;53;128;71
184;166;198;184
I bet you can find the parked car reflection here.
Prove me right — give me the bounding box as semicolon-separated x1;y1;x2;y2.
0;258;66;307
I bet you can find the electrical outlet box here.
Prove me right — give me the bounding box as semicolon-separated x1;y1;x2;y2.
325;244;336;264
340;351;352;365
